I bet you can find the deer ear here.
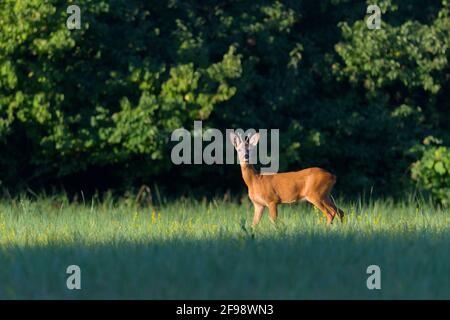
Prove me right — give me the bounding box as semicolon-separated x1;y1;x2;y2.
229;132;241;148
249;132;260;146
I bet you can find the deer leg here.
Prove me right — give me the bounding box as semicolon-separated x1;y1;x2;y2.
337;208;345;222
323;196;344;223
322;198;337;221
252;203;265;227
268;202;278;224
307;197;333;225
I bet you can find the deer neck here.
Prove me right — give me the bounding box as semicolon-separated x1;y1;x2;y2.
240;163;259;188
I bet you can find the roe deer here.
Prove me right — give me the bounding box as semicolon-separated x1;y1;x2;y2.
230;132;344;226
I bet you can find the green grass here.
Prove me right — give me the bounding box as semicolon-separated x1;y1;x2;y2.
0;195;448;299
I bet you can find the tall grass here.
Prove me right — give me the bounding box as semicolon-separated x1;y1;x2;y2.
0;195;448;299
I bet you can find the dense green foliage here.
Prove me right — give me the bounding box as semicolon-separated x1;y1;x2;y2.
0;0;449;198
412;144;450;204
0;196;448;298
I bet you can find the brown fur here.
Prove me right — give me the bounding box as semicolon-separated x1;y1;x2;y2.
231;132;344;226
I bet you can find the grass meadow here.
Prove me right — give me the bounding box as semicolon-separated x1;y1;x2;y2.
0;194;448;299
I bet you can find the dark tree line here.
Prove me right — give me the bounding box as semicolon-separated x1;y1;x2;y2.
0;0;449;201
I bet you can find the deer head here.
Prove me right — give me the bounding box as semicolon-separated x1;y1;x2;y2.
230;132;260;164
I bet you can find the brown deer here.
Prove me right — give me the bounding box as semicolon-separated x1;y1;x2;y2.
230;132;344;226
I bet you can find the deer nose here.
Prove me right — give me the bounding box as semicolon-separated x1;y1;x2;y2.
244;153;249;161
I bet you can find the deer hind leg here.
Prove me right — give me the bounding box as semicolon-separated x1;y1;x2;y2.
268;202;278;224
307;196;334;225
323;196;344;223
252;203;265;227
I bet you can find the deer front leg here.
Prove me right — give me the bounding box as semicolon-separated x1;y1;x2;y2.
307;196;333;225
252;203;265;227
268;202;278;224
